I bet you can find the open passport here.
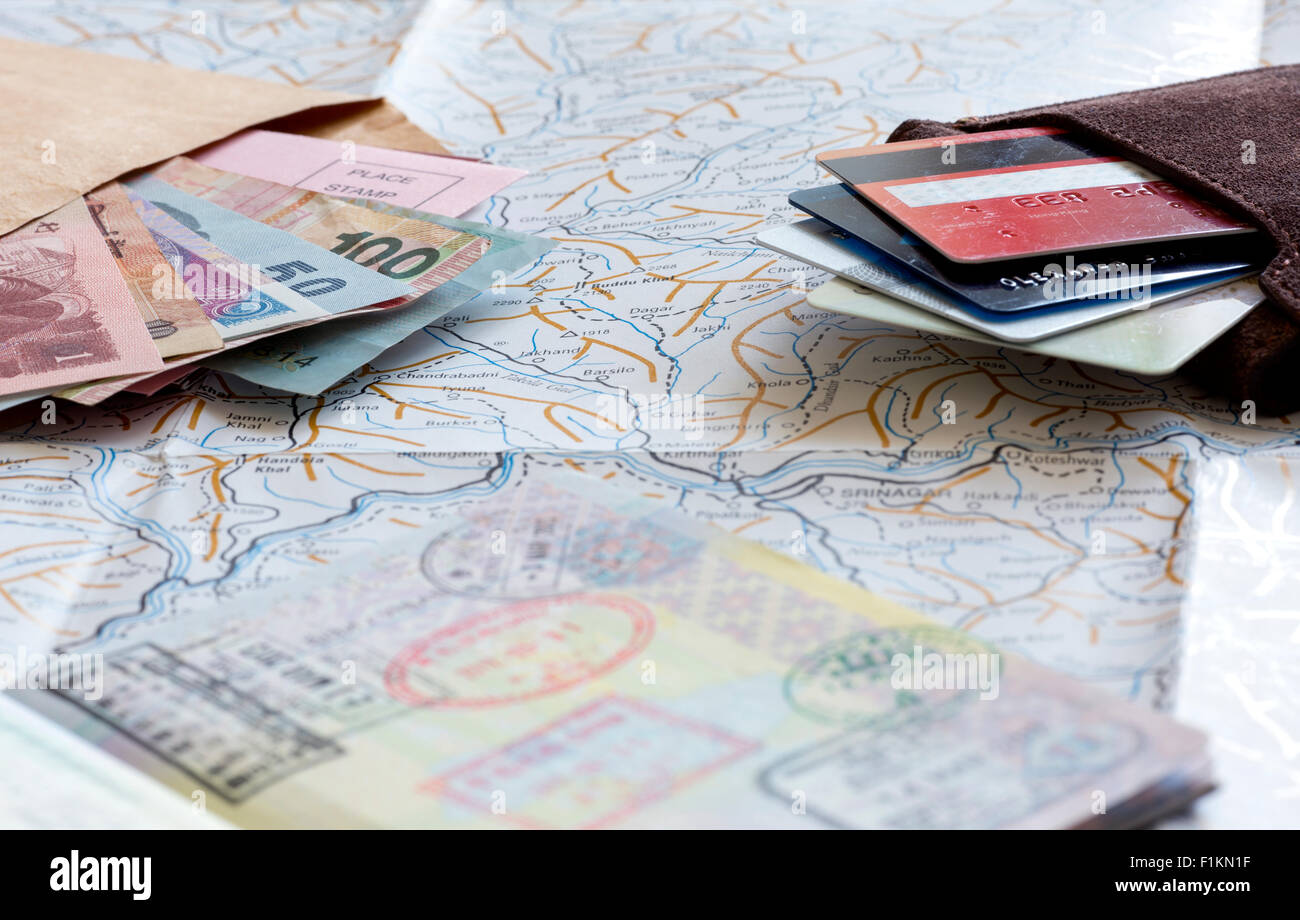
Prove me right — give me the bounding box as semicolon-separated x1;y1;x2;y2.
9;463;1211;829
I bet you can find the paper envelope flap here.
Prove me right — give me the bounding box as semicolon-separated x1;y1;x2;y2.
0;38;444;236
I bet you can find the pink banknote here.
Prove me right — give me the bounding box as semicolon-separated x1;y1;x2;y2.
0;197;165;395
193;129;526;216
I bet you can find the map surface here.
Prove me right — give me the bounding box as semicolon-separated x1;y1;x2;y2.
0;0;1297;827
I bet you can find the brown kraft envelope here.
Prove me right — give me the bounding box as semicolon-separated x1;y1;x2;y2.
0;37;448;237
887;65;1300;415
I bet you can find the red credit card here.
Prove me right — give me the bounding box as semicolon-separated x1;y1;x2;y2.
817;127;1255;264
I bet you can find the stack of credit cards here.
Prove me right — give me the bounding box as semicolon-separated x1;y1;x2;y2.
759;127;1269;372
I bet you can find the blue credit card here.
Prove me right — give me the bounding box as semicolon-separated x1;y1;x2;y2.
789;183;1264;313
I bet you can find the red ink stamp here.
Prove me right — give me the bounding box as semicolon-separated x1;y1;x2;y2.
384;593;654;708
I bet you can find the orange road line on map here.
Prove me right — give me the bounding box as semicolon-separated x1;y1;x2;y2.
0;508;100;524
584;338;657;382
492;266;559;290
325;453;424;477
205;513;221;562
43;570;121;590
380;382;627;442
1135;507;1178;522
3;456;69;465
463;301;656;382
546;170;633;211
125;478;159;497
915;341;962;359
547;238;671;265
464;305;593;324
390;517;419;528
0;545;149;636
835;334;889;359
654;204;760;233
704;396;788;409
705;12;742;38
886;588;980;611
150;395;207;434
440;64;508;134
127;33;162;61
543;406;583;442
297;402;421;450
1104;528;1152;554
667;260;784;337
1116;610;1179;627
716;301;806;449
31;572;76;596
277;42;407;92
179;455;231;504
781;116;884;160
909;467;991;510
564;459;586;472
301;454;316;482
731;516;771;534
481;30;554;74
646;261;722;303
1030;406;1071;426
308;555;328;565
1135;456;1189;589
602;470;617;479
55;15;92;40
509;31;555;72
911;370;980;418
366;384;473;422
748;281;795;304
0;474;65;483
0;540;90;562
1034;598;1087;625
618;22;655;53
941;0;1012;34
0;585;79;637
609;11;752;57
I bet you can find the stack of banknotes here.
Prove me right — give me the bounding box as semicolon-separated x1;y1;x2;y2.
0;130;546;410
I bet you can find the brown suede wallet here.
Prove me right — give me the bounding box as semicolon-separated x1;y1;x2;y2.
887;65;1300;415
